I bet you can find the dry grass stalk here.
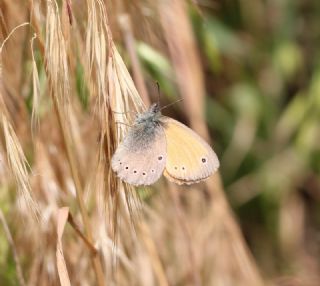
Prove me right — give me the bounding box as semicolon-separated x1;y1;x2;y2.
85;0;119;245
106;42;146;221
206;190;265;285
0;22;30;53
107;29;170;286
158;0;207;140
86;0;111;121
0;21;29;122
138;220;170;286
44;1;105;285
84;2;155;284
0;24;40;219
30;33;41;133
106;48;170;283
117;2;150;107
159;0;264;285
91;5;170;284
86;0;145;226
28;0;45;55
168;183;201;286
56;207;71;286
45;0;70;107
1;115;40;218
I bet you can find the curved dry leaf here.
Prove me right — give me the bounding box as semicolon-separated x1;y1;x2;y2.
56;207;71;286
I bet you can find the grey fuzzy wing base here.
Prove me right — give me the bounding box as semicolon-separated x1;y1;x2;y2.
111;125;167;186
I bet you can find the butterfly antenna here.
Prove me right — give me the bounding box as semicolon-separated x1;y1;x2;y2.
156;81;161;104
155;82;183;110
160;98;183;111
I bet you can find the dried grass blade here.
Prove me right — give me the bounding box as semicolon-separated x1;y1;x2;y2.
1;115;40;219
45;0;70;106
30;33;40;134
0;22;29;53
159;1;264;285
118;13;150;106
85;0;147;242
106;42;146;238
138;222;169;286
45;2;106;285
56;207;71;286
112;44;146;113
0;21;39;219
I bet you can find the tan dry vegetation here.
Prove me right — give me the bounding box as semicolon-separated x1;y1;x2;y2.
1;1;319;286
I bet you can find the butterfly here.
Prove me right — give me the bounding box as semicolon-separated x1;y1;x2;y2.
111;103;219;186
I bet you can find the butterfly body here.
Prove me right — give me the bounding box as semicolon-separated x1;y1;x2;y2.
111;103;219;186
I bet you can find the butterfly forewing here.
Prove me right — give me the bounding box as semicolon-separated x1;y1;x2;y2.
160;117;219;185
111;123;167;186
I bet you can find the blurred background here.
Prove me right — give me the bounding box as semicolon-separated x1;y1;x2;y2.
0;0;320;285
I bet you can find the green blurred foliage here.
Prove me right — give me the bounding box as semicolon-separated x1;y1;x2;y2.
137;42;178;100
0;187;18;286
75;60;89;110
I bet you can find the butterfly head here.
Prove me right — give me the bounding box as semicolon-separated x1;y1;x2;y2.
135;103;161;124
149;102;161;113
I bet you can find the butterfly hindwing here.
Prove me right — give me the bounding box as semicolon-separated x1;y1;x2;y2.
160;117;219;185
111;123;167;186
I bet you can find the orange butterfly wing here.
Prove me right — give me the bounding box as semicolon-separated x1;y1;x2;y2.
160;117;219;185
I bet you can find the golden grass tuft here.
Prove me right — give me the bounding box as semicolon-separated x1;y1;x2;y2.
1;115;40;218
0;23;40;220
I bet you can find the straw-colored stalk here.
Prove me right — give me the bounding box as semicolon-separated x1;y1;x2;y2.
117;0;150;106
43;1;105;285
159;0;264;285
85;2;168;285
0;22;40;220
